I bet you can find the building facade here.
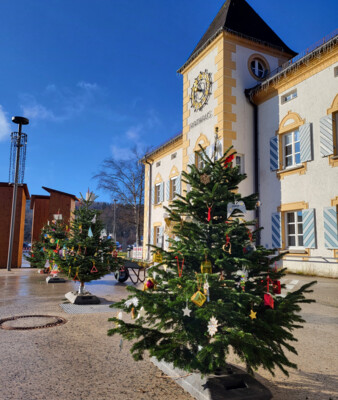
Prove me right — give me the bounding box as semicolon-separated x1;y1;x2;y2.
142;0;338;277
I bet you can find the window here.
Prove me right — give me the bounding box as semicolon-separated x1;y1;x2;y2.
235;154;245;174
155;183;161;204
171;152;177;160
281;90;297;104
196;152;205;170
154;226;162;247
334;112;338;156
283;130;301;168
251;59;266;78
334;66;338;77
170;177;177;200
286;211;303;248
248;54;269;81
156;161;161;167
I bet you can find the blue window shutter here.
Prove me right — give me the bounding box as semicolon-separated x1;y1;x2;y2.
323;207;338;249
166;180;170;201
160;183;164;203
151;187;155;205
176;175;181;195
271;212;282;248
150;228;154;245
320;115;333;157
300;123;313;162
302;209;316;248
270;137;279;171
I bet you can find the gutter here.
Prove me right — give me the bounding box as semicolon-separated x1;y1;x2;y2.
145;159;153;260
244;89;260;246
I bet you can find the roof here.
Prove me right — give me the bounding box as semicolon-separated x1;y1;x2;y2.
141;132;183;162
0;182;30;199
178;0;296;73
30;195;50;209
42;186;78;200
246;31;338;100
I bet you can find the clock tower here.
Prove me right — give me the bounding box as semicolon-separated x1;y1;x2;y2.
178;0;295;196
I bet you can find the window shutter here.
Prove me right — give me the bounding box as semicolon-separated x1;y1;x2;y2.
323;206;338;249
176;175;181;195
164;233;169;249
271;212;282;248
270;137;279;171
320;115;333;157
302;209;316;248
216;140;223;160
299;123;313;162
166;180;170;201
150;227;154;245
160;182;164;203
159;226;164;248
188;153;195;167
206;145;212;159
151;187;155;205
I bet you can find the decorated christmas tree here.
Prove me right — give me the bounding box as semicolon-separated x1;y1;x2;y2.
56;191;123;294
108;146;315;376
25;217;68;271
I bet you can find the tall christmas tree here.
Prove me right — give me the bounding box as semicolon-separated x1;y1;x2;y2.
108;147;315;376
57;191;123;294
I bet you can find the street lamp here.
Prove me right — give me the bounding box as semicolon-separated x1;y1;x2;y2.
113;199;117;243
7;116;29;271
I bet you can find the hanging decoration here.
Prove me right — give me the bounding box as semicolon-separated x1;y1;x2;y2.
200;254;212;274
227;200;246;218
200;173;211;184
91;262;98;273
182;299;191;317
264;275;274;309
131;307;136;319
175;252;184;277
207;206;212;222
88;227;93;237
125;297;139;308
144;278;156;290
153;251;163;263
73;267;79;281
249;309;257;320
224;153;234;168
207;316;219;337
273;280;281;295
222;234;231;254
191;274;206;307
91;215;97;224
203;278;210;302
136;306;146;319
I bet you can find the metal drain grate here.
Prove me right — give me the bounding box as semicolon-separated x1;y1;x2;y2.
0;315;67;330
60;303;116;314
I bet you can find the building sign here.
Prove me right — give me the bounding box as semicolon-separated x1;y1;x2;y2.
190;111;212;129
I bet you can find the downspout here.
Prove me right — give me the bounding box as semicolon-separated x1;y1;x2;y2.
145;159;152;260
245;89;260;245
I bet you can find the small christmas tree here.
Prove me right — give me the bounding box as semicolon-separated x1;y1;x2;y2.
108;146;315;376
57;191;123;296
25;241;47;269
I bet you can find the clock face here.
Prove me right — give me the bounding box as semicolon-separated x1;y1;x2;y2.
190;70;212;111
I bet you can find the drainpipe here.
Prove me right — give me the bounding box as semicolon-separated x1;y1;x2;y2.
145;159;153;260
245;89;260;245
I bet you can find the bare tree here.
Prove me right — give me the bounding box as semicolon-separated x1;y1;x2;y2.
93;147;145;246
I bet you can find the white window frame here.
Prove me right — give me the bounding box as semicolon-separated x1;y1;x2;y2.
283;130;301;169
250;59;266;79
170;176;177;200
196;152;205;170
281;90;297;104
234;154;245;174
285;211;304;249
155;183;161;205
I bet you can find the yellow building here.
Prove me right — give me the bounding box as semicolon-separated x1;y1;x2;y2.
142;0;338;277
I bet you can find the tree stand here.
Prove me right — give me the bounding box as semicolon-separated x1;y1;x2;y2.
65;282;100;305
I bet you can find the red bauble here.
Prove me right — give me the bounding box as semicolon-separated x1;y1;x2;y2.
273;280;281;294
146;279;155;289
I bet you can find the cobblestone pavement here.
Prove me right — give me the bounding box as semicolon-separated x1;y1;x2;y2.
0;268;337;400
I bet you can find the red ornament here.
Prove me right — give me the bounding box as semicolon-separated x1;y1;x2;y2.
175;252;184;277
91;263;98;273
226;234;230;245
247;230;253;242
273;280;281;294
264;293;274;309
207;206;212;222
224;154;235;168
112;250;118;258
146;279;155;289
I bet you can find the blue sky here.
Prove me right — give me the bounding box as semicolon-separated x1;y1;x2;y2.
0;0;337;203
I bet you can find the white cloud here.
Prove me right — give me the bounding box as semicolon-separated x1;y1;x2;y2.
111;145;135;161
0;105;11;141
77;81;98;91
126;125;142;140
